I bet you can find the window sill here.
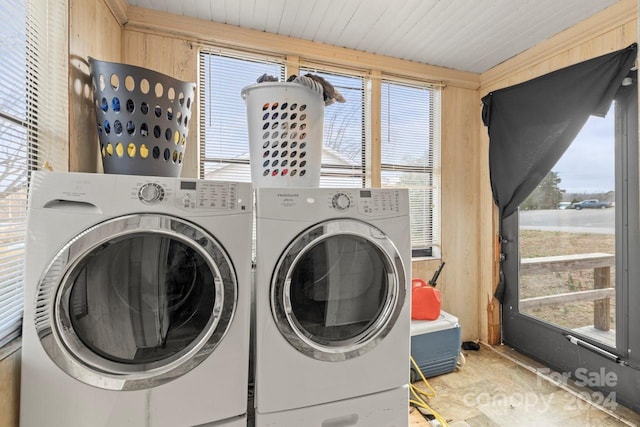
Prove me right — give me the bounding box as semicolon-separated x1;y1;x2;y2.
411;256;441;262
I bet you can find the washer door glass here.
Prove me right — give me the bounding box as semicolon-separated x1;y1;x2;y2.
272;219;405;361
68;234;214;364
36;214;236;390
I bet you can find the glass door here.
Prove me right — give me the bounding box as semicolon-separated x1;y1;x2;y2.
518;105;617;348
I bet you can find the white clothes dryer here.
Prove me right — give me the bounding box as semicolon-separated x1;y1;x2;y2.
253;188;411;425
20;172;252;427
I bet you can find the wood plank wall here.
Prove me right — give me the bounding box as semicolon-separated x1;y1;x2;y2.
0;343;21;427
68;0;123;173
413;85;481;338
122;32;199;177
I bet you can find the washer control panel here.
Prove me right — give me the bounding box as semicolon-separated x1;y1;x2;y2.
133;180;241;210
176;180;238;210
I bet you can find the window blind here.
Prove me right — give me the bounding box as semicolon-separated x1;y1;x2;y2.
199;50;285;181
297;68;365;188
380;80;441;256
0;0;67;348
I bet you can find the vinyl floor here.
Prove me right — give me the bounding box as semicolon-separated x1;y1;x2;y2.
408;343;640;427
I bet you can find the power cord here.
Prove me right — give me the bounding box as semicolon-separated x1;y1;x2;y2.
409;356;449;427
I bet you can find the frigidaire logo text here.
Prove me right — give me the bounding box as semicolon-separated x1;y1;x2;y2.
277;193;299;198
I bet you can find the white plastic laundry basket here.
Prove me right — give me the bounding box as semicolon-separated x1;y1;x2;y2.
241;82;324;188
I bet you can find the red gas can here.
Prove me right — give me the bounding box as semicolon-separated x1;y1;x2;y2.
411;278;441;320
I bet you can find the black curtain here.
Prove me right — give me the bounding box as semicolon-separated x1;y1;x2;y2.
482;43;637;302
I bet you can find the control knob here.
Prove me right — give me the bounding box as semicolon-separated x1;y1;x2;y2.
331;193;351;211
138;183;165;204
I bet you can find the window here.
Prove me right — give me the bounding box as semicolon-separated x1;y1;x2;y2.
199;50;441;257
298;67;365;188
0;0;67;347
199;51;284;181
381;80;441;257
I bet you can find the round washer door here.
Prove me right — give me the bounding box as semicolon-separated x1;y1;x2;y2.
271;219;406;361
35;214;237;390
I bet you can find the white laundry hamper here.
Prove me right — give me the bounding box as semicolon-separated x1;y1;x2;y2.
241;82;324;188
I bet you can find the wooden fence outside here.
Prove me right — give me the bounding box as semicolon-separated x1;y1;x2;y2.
519;252;615;331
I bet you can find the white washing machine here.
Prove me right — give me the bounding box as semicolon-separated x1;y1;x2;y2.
20;171;253;427
253;188;411;426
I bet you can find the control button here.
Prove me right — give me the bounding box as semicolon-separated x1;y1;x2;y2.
332;193;351;211
138;183;165;204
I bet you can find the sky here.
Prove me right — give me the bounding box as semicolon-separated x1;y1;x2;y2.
552;106;615;194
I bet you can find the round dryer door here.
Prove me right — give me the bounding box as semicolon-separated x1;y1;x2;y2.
35;214;237;390
271;219;406;361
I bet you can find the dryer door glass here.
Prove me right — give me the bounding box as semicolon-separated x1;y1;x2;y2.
36;214;237;390
272;219;406;361
289;234;387;341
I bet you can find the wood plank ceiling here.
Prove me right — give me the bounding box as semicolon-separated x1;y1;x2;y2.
126;0;621;73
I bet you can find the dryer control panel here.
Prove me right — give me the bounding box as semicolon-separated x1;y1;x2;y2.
257;187;408;220
324;188;400;216
327;190;401;215
356;189;402;216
